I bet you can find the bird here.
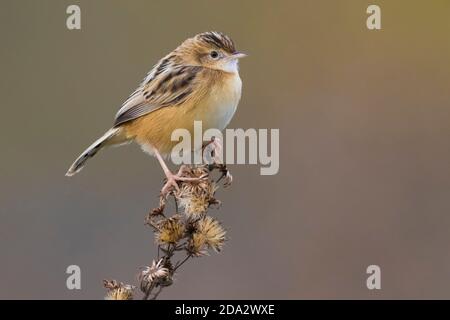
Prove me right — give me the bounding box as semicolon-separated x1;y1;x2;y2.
66;31;246;195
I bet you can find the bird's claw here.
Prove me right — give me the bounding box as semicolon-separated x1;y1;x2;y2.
160;170;207;198
223;170;233;187
161;174;181;197
215;164;232;187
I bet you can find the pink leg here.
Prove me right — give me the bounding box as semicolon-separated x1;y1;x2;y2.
153;147;203;196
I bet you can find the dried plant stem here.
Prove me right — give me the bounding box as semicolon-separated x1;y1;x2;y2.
142;283;155;300
103;164;231;300
174;254;191;272
150;286;163;300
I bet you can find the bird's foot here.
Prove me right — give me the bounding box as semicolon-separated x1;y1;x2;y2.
203;138;232;187
216;163;233;187
207;163;232;187
161;166;206;197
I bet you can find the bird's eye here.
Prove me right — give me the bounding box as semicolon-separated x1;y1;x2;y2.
210;51;219;59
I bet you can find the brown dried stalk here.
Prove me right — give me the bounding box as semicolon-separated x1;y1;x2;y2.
103;163;232;300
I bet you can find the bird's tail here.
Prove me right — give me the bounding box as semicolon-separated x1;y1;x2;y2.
66;127;128;177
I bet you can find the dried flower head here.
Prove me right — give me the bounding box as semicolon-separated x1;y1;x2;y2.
197;216;226;252
187;232;208;257
175;166;218;218
155;216;185;244
139;259;171;293
187;216;226;256
104;164;231;300
103;279;135;300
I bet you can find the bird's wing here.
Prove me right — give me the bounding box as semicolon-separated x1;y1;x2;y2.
114;63;204;127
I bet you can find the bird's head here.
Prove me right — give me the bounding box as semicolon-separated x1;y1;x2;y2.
175;31;247;73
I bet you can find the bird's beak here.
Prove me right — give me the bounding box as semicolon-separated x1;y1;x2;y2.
231;52;248;59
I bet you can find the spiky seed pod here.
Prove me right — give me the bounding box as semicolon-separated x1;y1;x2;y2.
196;216;226;252
175;166;218;218
187;216;226;256
187;232;208;257
155;215;185;244
103;280;135;300
139;259;170;293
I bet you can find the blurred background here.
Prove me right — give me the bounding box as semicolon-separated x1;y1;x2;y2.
1;0;450;299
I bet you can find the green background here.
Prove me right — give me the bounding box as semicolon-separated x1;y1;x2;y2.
1;0;450;299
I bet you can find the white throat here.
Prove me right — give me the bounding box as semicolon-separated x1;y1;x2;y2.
221;59;239;73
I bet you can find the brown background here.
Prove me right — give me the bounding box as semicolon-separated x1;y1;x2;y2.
1;0;450;299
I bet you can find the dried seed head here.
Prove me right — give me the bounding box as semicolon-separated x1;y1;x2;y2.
103;280;134;300
105;287;134;300
197;216;226;252
187;216;226;256
158;258;175;287
175;167;218;218
187;232;208;256
155;216;185;244
139;259;171;293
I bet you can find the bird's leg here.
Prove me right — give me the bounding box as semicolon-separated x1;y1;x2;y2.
215;163;233;187
202;136;223;164
203;137;232;187
153;147;202;197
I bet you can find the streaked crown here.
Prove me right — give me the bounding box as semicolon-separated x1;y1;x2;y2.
194;31;236;54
